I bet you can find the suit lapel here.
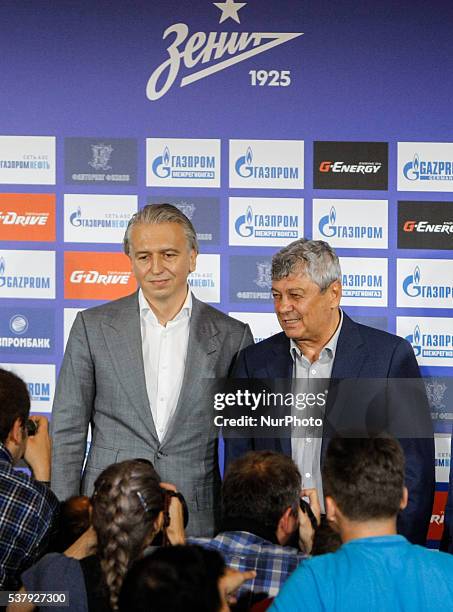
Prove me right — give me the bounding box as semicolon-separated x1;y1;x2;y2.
162;296;220;443
101;293;158;441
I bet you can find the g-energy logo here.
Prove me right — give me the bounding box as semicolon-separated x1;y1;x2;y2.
146;1;303;100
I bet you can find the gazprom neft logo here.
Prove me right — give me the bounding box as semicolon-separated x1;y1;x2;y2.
397;259;453;308
147;139;220;187
64;194;137;244
229;197;303;246
339;257;387;307
145;2;303;101
230;140;304;189
188;254;220;303
0;136;56;185
313;199;387;249
398;143;453;192
0;251;55;299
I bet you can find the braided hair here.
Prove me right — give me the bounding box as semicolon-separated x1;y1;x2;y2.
91;459;165;610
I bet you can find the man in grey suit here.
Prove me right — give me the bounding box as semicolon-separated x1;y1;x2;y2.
51;204;253;537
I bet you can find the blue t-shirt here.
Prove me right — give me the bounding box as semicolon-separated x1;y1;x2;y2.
270;535;453;611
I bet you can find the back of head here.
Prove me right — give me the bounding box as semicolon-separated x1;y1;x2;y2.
322;435;405;522
119;545;224;612
92;459;165;610
0;368;30;444
272;238;341;291
222;451;301;532
123;203;199;255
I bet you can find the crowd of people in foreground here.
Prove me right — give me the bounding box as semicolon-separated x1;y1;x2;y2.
1;367;453;611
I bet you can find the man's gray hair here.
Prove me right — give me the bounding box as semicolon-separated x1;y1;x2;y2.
272;238;341;291
123;203;199;255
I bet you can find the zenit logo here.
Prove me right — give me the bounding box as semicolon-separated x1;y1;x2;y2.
342;272;383;298
406;325;453;359
235;206;298;239
319;206;383;239
0;257;50;290
402;266;453;299
403;154;453;182
146;1;303;100
403;219;453;234
319;161;382;174
152;146;215;180
235;147;299;180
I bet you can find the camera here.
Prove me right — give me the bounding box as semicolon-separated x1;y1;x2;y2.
300;497;318;531
26;419;38;436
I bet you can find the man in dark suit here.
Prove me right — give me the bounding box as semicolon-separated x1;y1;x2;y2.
51;204;253;537
225;238;434;544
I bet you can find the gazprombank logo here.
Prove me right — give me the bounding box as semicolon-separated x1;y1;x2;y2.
146;1;303;100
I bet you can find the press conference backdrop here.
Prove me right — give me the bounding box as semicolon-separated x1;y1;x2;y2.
0;0;451;546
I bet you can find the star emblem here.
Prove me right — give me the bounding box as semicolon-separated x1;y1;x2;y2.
213;0;247;24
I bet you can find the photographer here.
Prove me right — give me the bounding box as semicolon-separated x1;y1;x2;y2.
0;368;59;590
190;451;320;600
9;459;186;612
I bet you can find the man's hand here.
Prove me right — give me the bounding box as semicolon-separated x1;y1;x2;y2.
219;568;256;609
160;481;186;545
298;488;321;554
64;525;97;559
24;415;52;482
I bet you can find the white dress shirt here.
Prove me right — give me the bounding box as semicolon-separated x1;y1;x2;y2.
139;288;192;441
291;309;343;512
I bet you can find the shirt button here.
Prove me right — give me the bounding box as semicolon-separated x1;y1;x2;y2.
159;397;164;402
306;438;312;443
161;364;167;370
311;369;316;375
305;472;311;479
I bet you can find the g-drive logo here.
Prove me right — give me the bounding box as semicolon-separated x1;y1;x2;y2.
406;325;453;360
146;1;302;100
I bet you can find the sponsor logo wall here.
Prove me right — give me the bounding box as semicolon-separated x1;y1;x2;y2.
1;0;452;546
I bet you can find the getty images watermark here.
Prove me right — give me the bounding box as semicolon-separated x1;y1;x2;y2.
212;388;327;435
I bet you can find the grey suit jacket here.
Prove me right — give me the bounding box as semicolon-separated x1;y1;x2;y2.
50;292;253;537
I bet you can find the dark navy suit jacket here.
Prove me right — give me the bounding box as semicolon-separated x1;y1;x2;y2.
225;312;435;545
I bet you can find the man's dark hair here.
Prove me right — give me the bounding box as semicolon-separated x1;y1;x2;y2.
0;368;30;443
322;435;405;521
119;545;224;612
222;451;301;531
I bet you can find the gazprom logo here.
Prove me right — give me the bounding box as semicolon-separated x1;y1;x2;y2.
0;256;50;289
403;153;453;182
406;324;453;359
151;145;215;180
0;257;5;275
152;146;171;178
234;206;298;239
402;265;421;297
342;271;383;298
402;265;453;299
235;146;299;180
318;206;384;240
28;382;51;402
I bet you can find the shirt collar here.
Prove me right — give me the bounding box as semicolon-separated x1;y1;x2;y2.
0;444;13;464
139;287;192;325
290;308;343;361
